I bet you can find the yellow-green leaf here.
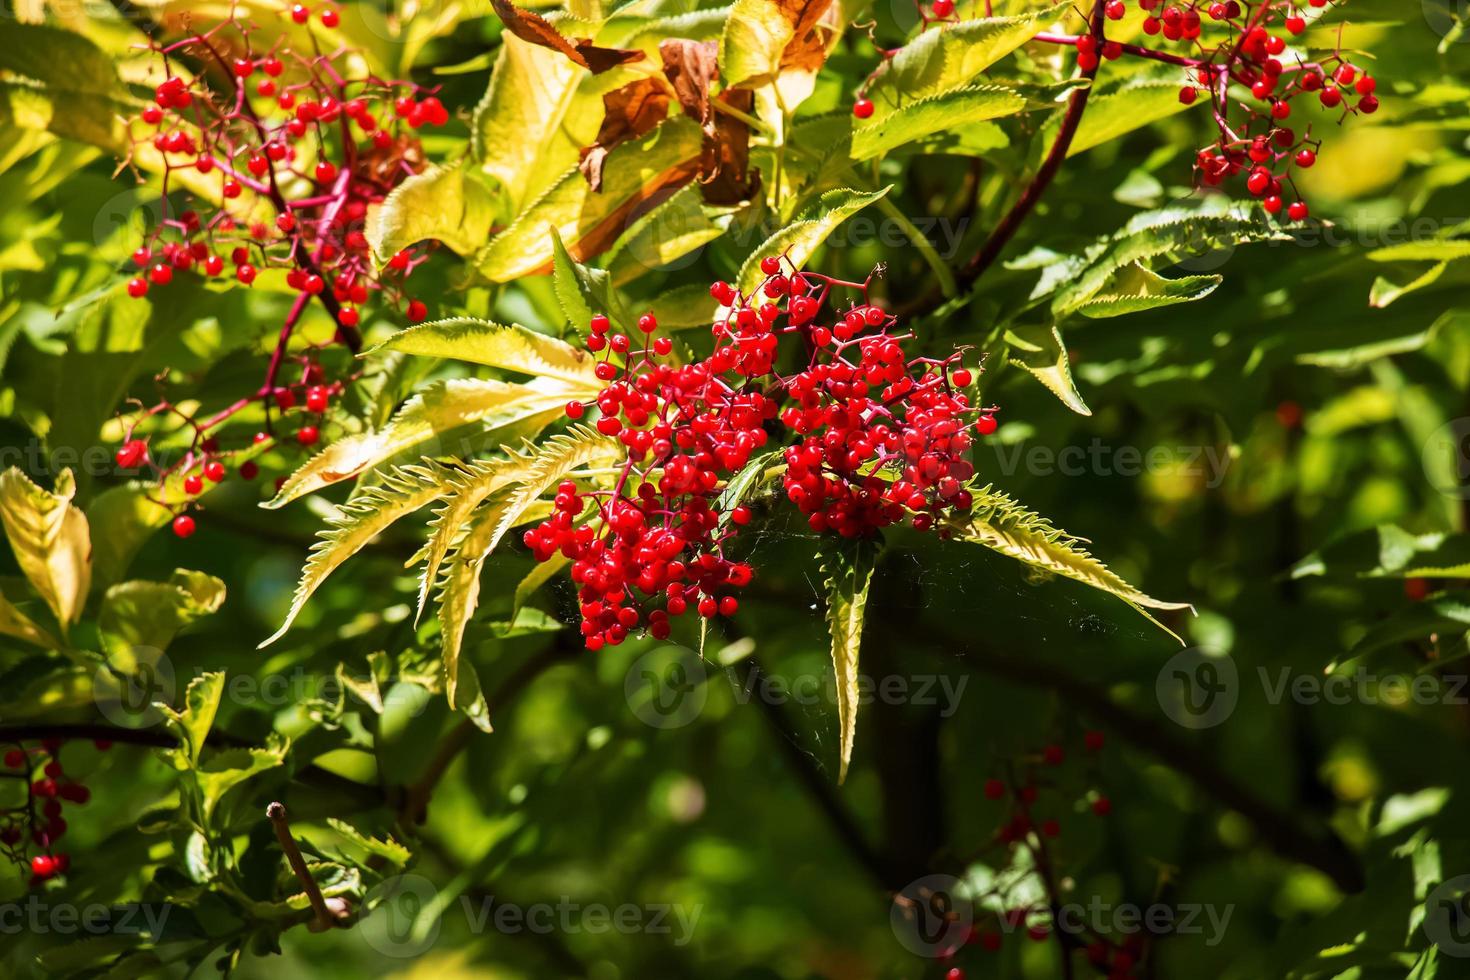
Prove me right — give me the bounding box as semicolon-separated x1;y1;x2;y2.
98;569;226;669
474;116;704;282
0;586;58;649
1004;324;1092;417
0;467;91;635
265;378;574;508
821;539;877;784
368;318;601;388
851;83;1042;161
1066;76;1201;158
367;162;497;261
260;463;451;647
958;487;1191;640
733;186;890;295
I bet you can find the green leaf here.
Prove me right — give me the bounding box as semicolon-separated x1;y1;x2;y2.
1004;324;1092;416
1340;593;1470;665
863;2;1069;120
157;672;226;769
0;467;90;635
552;226;632;331
367;318;602;387
489;606;565;637
733;186;890;295
326;817;412;865
511;551;570;622
957;487;1191;640
716;450;782;528
0;24;130;150
821;538;878;784
196;736;289;820
602;183;739;288
1292;526;1470;581
1068;262;1222;319
366;162;497;261
265;378;574;508
475;117;704;282
850;82;1064;161
98;570;226;669
1066;76;1202;158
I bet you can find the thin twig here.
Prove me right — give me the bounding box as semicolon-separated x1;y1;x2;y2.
266;802;339;931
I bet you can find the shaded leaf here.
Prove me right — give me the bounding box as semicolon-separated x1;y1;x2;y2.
366;163;497;260
821;537;877;784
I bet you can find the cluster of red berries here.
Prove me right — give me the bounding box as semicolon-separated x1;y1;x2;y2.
112;17;445;540
124;20;440;323
528;258;998;648
853;1;1380;223
1;739;104;887
937;731;1140;976
1129;0;1379;219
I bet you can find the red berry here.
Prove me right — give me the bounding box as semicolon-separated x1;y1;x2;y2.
291;3;310;22
1406;577;1431;602
1178;87;1198;105
4;750;24;768
1092;796;1113;815
932;0;953;14
320;6;339;26
565;401;585;419
306;386;329;413
237;263;257;285
203;460;226;483
852;98;874;119
126;278;149;299
637;313;658;333
172;514;196;538
1295;148;1316;168
297;425;320;446
759;256;781;275
975;414;998;436
406;300;428;323
184;475;203;494
1043;744;1064;766
31;855;55;877
149;263;173;286
1287;200;1309;221
983;778;1005;800
1084;730;1105;751
1041;819;1061;838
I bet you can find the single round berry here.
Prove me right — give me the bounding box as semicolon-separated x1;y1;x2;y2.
297;425;320;446
204;460;226;483
184;474;203;495
172;514;196;538
406;299;428;323
932;0;954;15
291;3;310;23
852;98;874;119
127;278;149;299
983;778;1005;800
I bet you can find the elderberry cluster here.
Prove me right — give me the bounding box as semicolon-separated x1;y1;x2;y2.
1;739;104;887
526;257;999;649
112;15;448;538
1120;0;1381;219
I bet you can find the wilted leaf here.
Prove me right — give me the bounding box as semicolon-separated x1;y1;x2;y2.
579;78;672;192
490;0;645;73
